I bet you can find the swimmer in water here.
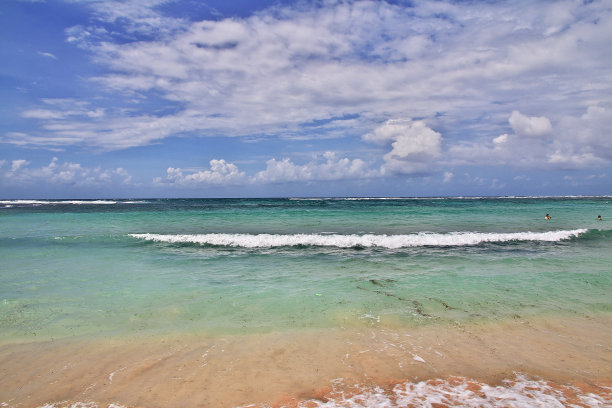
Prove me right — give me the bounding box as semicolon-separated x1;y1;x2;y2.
598;215;602;221
545;214;551;220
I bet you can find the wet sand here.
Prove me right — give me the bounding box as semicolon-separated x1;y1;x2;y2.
1;314;611;407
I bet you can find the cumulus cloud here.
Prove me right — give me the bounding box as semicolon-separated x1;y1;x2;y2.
364;119;442;174
508;111;552;138
253;152;370;183
447;106;612;170
546;105;612;168
146;106;610;189
493;134;508;145
155;152;372;187
10;159;30;173
446;111;554;168
154;159;247;186
0;157;132;186
384;122;442;162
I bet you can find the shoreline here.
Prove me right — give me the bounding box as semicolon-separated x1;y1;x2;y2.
1;313;611;407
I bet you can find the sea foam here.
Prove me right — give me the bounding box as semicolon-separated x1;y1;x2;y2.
0;200;117;205
129;229;587;249
279;375;612;408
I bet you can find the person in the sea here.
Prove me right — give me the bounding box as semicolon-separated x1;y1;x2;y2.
598;215;602;221
545;214;551;220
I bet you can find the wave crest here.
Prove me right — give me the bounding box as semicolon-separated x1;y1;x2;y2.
0;200;117;205
129;229;587;249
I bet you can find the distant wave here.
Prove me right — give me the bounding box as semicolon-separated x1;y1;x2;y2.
288;195;612;202
129;229;588;249
0;200;149;205
0;200;117;205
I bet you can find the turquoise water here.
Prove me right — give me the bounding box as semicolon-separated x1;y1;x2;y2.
1;197;610;342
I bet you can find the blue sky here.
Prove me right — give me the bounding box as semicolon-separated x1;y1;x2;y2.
1;0;611;198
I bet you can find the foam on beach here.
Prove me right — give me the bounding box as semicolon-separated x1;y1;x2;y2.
240;375;612;408
129;229;588;249
35;403;128;408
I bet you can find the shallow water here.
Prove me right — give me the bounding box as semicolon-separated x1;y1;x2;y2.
0;197;611;342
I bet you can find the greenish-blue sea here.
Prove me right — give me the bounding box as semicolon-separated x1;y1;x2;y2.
1;196;610;343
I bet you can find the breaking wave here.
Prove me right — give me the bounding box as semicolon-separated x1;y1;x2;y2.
129;229;588;249
0;200;118;205
0;200;152;206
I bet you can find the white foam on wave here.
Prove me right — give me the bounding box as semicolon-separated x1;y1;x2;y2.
0;200;117;205
290;195;612;200
129;229;587;249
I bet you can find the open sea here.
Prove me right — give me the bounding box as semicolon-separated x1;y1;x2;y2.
1;196;611;407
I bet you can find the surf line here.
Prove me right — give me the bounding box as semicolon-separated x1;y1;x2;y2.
128;229;589;249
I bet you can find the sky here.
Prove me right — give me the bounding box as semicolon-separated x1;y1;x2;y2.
1;0;611;198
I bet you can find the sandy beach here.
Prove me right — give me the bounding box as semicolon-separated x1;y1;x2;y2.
1;313;610;407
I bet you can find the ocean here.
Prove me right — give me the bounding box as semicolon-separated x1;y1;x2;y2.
1;197;611;407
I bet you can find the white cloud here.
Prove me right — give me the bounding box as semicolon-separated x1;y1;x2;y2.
155;152;374;187
37;51;58;60
154;159;247;186
64;0;184;47
10;0;610;155
447;106;612;170
363;119;416;145
252;158;303;183
4;0;611;196
98;167;132;184
514;175;531;182
384;122;442;161
546;150;604;168
21;99;106;121
21;109;65;120
488;106;612;169
253;152;370;183
508;111;552;138
364;119;442;175
10;159;30;173
493;134;508;145
0;157;132;186
547;105;612;168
